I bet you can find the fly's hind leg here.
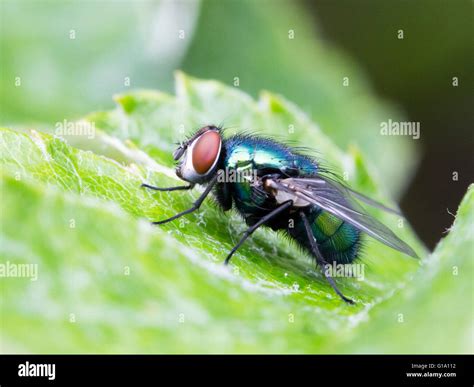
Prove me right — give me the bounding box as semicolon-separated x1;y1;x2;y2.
300;211;355;305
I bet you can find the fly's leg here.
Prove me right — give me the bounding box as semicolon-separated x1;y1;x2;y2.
300;211;355;305
150;174;218;225
224;201;293;265
141;183;195;192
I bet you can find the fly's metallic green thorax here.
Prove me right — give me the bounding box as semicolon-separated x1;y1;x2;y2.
144;126;418;304
224;136;318;176
219;135;318;213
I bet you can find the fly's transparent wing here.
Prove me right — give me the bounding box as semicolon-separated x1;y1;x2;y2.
291;176;402;215
268;176;418;258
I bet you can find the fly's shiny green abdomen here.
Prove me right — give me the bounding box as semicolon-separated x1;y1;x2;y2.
288;206;361;264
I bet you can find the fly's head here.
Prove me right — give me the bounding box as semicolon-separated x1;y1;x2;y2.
173;125;223;184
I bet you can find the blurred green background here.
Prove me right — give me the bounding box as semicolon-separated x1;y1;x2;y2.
0;0;472;248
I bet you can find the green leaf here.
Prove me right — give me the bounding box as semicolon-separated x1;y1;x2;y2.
1;74;469;353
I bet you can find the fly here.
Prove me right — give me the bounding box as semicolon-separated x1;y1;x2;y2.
141;125;418;304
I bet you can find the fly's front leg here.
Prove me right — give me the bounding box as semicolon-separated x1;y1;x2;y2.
150;174;219;225
141;183;195;192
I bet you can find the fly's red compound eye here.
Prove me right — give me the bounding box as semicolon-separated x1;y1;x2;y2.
192;131;221;174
